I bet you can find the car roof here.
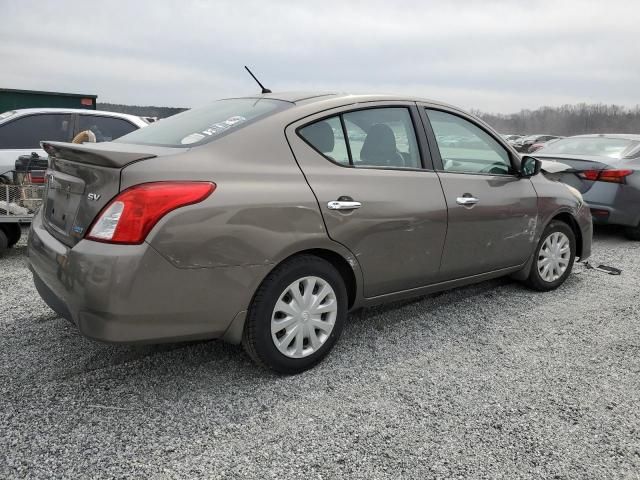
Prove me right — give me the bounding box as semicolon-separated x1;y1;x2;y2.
224;91;461;109
0;108;147;126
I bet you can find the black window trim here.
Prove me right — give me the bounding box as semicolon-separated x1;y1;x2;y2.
419;104;521;178
338;115;353;166
295;104;435;172
76;114;139;138
0;112;75;149
78;114;138;128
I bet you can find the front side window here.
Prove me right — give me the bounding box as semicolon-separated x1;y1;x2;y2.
427;110;512;175
0;114;72;149
115;98;290;147
298;107;421;169
77;115;137;142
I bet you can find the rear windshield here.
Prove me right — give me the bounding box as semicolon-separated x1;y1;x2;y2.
539;137;640;158
114;98;290;147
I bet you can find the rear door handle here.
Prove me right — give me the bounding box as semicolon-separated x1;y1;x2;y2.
456;196;479;206
327;200;362;210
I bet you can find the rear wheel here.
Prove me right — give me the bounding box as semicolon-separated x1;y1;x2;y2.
624;223;640;241
2;224;21;247
242;255;348;374
524;220;576;291
0;228;8;253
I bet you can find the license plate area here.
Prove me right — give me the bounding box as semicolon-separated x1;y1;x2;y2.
44;171;85;234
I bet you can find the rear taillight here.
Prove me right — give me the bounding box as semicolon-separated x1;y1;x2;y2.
577;169;633;184
86;182;215;244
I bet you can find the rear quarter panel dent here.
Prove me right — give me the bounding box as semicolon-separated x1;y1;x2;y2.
121;122;342;269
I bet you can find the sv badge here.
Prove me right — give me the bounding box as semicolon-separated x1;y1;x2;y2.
87;193;101;201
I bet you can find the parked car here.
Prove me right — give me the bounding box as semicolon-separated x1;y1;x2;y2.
0;108;148;177
514;134;562;153
28;93;592;373
529;137;562;153
534;134;640;239
501;134;523;145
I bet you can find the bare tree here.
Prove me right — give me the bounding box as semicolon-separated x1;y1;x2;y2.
477;104;640;136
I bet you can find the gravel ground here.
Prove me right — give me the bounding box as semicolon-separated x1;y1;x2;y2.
1;226;639;479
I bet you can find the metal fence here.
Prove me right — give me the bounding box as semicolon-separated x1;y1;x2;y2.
0;178;46;222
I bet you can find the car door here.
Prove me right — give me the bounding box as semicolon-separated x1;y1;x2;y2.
421;106;538;280
0;113;73;175
286;103;448;298
76;114;138;142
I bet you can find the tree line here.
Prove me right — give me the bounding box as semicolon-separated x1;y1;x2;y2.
97;103;187;119
475;104;640;136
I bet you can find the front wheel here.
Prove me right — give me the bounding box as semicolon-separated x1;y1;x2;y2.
524;220;576;291
242;255;348;374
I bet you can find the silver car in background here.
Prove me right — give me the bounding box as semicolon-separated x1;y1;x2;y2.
514;134;563;153
28;92;592;373
535;134;640;239
0;108;148;178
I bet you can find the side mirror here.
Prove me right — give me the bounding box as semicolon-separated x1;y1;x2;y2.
520;156;541;178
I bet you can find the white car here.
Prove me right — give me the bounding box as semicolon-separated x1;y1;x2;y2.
0;108;148;176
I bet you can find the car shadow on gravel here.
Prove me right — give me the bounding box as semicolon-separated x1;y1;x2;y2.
44;276;532;389
5;224;607;388
34;261;597;388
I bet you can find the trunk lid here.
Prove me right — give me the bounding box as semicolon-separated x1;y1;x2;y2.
536;154;617;193
41;141;175;246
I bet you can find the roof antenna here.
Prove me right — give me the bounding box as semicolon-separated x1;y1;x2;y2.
244;66;272;94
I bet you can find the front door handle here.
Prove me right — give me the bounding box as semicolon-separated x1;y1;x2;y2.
327;200;362;210
456;196;479;206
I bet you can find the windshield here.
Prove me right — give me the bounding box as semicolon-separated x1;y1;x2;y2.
115;98;291;147
538;137;640;158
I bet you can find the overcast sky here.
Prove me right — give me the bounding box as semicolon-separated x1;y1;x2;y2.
1;0;638;113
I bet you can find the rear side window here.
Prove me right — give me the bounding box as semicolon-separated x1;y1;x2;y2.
299;107;421;169
344;108;420;168
299;117;349;166
77;115;137;142
115;98;290;147
0;114;72;149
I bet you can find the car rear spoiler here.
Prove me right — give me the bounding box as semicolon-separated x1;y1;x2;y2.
41;141;158;168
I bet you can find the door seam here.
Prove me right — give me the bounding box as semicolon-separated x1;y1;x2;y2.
283;131;364;272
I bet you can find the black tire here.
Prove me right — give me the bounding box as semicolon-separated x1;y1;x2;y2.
242;255;348;374
524;220;576;291
624;223;640;241
0;228;8;253
2;224;21;247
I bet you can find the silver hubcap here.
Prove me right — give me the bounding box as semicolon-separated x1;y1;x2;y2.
537;231;571;282
271;276;338;359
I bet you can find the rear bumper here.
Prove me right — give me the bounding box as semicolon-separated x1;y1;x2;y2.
582;182;640;227
27;210;270;344
586;203;638;227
